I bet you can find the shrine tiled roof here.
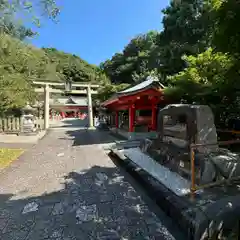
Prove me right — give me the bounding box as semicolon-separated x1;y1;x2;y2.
102;76;165;106
118;76;165;95
49;97;88;106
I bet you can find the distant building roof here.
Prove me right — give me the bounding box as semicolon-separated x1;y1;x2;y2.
50;97;88;106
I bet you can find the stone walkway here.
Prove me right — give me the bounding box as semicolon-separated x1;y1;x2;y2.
0;126;183;240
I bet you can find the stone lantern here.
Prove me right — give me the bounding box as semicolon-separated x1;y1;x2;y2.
22;104;36;116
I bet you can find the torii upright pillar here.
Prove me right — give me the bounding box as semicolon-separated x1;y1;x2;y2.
87;85;94;128
44;84;50;129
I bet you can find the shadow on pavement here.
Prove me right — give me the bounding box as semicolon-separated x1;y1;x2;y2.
60;129;116;147
0;165;183;240
51;118;89;129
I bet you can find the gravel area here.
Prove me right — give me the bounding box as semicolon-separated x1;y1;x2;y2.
0;126;183;240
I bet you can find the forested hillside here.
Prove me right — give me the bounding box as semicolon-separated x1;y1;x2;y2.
0;35;104;114
100;0;240;125
42;48;103;83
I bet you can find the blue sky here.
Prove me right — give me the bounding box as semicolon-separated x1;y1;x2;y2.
31;0;169;65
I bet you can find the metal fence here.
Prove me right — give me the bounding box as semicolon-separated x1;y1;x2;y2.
189;139;240;200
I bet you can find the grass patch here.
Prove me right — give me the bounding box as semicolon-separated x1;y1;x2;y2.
0;148;24;169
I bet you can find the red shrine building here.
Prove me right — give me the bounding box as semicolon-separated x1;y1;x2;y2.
49;96;88;119
101;77;166;139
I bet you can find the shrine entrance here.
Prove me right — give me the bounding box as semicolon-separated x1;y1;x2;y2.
49;96;89;120
65;111;75;118
33;81;99;129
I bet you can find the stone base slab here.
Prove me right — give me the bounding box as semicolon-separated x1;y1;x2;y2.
110;128;158;140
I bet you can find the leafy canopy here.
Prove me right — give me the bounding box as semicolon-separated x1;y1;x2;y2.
165;48;233;102
0;0;60;39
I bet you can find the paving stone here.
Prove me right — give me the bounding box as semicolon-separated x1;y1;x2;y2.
76;204;97;224
0;209;11;218
1;230;30;240
99;191;115;203
22;201;39;214
27;219;64;240
63;227;93;240
50;228;64;239
97;229;120;240
52;202;64;215
0;217;9;231
38;204;54;218
96;172;108;181
146;221;176;239
18;218;36;232
2;218;20;233
117;222;150;239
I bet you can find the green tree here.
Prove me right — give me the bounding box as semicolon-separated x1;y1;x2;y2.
0;34;49;113
0;17;35;40
157;0;211;77
165;48;237;123
101;31;159;84
96;83;130;103
0;0;60;38
0;0;60;23
210;0;240;56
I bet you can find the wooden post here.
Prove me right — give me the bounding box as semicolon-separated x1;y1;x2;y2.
115;111;119;128
129;104;135;132
44;84;50;129
87;85;94;128
151;104;157;131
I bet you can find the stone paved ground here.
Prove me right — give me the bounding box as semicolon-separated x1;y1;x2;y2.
0;131;46;144
0;125;183;240
0;142;34;150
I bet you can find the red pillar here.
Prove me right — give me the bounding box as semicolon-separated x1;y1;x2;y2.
129;104;135;132
151;104;157;131
115;111;119;128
